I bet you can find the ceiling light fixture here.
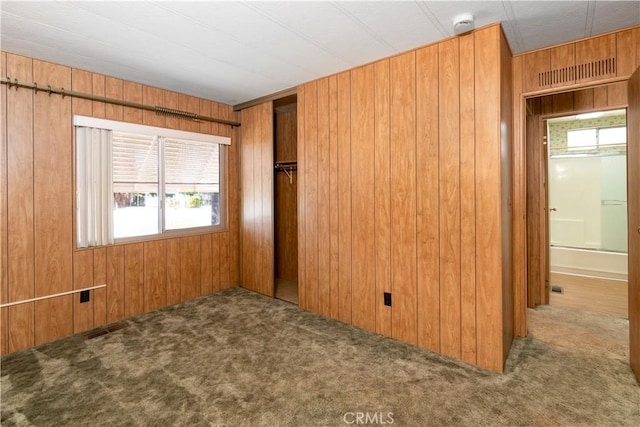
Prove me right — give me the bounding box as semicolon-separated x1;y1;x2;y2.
453;13;475;35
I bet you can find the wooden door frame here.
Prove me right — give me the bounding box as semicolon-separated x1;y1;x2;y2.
514;80;630;336
627;68;640;381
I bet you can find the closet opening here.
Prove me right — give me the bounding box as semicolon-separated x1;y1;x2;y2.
273;95;298;304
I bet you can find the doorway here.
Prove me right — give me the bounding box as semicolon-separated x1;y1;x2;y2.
545;109;628;318
273;95;299;304
524;83;629;314
521;74;640;383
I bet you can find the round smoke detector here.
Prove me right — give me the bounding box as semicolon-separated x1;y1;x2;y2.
453;13;475;35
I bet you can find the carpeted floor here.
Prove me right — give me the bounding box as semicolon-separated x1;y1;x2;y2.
1;287;638;426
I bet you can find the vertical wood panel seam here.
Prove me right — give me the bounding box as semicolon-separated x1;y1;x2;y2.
473;34;479;360
123;246;127;316
473;34;478;361
336;84;339;316
316;86;320;309
414;55;418;344
372;66;377;329
165;240;169;304
436;50;441;351
1;54;6;346
264;105;268;296
31;59;35;342
386;62;391;333
349;71;353;325
71;69;76;330
336;82;340;316
373;69;377;330
458;39;463;355
142;244;145;312
329;84;333;315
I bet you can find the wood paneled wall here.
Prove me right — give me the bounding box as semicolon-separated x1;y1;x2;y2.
511;25;638;337
519;27;639;94
296;24;513;372
500;31;515;360
0;51;240;355
274;110;298;283
240;102;274;296
1;52;8;355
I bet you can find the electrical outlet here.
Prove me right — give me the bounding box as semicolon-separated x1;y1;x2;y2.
384;292;392;307
80;290;90;303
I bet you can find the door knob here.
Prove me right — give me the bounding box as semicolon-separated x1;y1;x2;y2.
637;226;640;235
549;208;557;212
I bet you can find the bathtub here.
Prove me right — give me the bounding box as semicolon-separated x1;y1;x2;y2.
549;246;628;281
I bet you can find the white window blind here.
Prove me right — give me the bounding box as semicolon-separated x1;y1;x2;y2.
112;132;160;239
112;132;158;193
164;138;220;193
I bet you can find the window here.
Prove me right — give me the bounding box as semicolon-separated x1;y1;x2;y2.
567;126;626;151
75;116;229;247
163;138;221;231
567;128;596;150
598;126;626;146
112;132;160;239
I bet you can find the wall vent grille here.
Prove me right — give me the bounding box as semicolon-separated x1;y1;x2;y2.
84;321;129;340
538;57;616;87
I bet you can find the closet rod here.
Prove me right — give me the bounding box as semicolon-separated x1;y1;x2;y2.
275;161;297;183
1;76;241;128
274;161;297;168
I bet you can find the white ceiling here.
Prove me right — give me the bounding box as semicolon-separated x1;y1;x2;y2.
1;1;638;106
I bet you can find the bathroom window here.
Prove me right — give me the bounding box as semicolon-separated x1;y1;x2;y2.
567;128;596;150
598;126;626;146
567;126;626;151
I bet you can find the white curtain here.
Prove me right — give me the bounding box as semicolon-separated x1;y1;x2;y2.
76;127;113;247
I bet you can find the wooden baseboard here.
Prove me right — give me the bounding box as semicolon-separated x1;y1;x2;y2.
549;272;628;318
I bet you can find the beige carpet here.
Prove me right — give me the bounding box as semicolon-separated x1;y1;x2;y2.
1;287;638;426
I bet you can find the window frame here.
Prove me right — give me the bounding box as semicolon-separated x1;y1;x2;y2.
74;115;229;247
566;125;627;151
597;125;626;146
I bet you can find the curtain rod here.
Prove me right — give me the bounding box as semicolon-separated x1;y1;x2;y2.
1;76;241;128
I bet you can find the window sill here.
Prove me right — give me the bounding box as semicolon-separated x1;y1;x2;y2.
74;225;229;251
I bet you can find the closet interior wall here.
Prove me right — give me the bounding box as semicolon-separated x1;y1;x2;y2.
274;106;298;287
